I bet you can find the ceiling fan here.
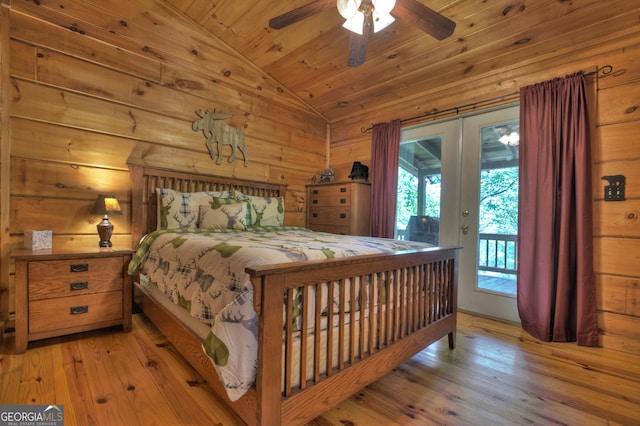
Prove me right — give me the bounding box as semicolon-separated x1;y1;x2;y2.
268;0;456;67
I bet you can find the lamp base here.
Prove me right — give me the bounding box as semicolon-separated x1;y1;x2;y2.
96;215;114;248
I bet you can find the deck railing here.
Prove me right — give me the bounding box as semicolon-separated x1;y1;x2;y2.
397;229;518;276
478;233;517;275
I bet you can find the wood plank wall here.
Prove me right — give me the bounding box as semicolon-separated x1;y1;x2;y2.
329;36;640;354
0;0;638;356
0;1;326;324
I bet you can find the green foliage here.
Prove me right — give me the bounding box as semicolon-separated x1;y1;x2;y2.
396;168;418;229
396;166;518;235
396;169;442;230
479;167;518;234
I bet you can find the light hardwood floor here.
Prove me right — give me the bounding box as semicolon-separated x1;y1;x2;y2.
1;311;639;425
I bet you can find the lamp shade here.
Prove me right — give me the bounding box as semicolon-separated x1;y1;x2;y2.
91;195;123;216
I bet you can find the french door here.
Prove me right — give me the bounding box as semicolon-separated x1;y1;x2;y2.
398;106;520;322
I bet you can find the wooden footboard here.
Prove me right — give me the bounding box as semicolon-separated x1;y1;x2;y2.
134;246;458;426
246;246;459;425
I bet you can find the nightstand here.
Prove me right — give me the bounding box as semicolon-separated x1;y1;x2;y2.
307;181;371;235
12;248;133;353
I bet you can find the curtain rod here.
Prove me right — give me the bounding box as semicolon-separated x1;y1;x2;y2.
360;64;614;134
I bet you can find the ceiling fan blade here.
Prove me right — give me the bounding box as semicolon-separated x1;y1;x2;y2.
347;11;373;67
347;32;369;67
393;0;456;40
269;0;335;30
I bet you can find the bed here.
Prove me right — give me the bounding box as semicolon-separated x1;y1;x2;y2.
128;163;459;426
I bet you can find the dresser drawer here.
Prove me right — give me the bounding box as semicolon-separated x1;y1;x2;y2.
309;185;352;208
308;184;352;198
29;291;123;334
308;207;352;226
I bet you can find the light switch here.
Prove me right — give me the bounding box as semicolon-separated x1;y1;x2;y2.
601;175;626;201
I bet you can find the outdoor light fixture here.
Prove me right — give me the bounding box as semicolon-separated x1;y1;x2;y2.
499;132;520;146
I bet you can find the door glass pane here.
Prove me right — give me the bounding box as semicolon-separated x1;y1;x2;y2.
477;120;519;295
396;137;442;245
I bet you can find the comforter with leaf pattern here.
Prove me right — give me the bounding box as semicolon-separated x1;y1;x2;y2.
128;226;432;401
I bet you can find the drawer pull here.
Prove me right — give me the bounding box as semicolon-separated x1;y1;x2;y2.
313;200;318;204
70;281;89;291
313;213;318;218
340;187;347;192
70;305;89;315
340;213;347;219
340;198;347;204
312;189;318;195
70;263;89;273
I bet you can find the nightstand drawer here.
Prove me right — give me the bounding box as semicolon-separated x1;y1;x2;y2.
29;292;123;334
29;274;123;301
28;257;122;282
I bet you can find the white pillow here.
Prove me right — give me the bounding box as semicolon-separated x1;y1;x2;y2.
156;188;231;229
198;202;247;230
234;191;284;227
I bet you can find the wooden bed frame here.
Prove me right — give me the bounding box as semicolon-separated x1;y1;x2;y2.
128;163;459;426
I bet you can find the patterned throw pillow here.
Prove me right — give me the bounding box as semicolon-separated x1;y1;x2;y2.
156;188;231;229
198;201;247;230
234;191;285;227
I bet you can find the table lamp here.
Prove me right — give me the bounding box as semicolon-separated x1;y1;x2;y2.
91;195;122;247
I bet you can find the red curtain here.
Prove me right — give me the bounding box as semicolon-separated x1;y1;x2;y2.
370;119;401;238
518;73;599;346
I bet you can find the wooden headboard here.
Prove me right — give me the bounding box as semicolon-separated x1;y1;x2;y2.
128;163;287;248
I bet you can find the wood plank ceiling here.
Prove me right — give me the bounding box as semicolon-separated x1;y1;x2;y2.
167;0;637;124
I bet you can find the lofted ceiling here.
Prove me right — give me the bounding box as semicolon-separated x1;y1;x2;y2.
165;0;638;124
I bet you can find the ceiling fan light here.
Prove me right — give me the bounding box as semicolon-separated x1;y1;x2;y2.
371;0;396;16
372;11;395;33
343;13;365;35
337;0;362;20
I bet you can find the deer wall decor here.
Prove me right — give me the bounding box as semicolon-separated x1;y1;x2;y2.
192;109;248;166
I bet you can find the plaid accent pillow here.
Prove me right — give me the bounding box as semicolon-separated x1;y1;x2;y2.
156;188;231;229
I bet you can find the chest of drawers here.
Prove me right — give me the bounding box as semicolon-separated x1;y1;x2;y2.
307;181;371;236
12;248;133;353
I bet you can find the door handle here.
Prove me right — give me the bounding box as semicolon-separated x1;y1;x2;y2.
461;225;469;234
